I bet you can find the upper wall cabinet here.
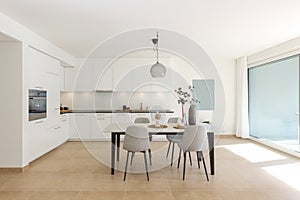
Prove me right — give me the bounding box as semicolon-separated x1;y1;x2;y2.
64;58;113;92
60;66;65;91
73;59;93;91
118;58;172;92
112;58;133;91
131;64;152;92
26;48;60;89
92;58;113;91
64;57;174;92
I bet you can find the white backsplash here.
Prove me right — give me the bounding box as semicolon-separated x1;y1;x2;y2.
61;91;181;113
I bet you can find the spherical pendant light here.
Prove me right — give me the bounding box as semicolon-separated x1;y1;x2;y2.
150;62;166;77
150;32;166;78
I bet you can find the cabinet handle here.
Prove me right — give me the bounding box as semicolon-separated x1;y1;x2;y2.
35;86;44;89
61;119;67;122
35;120;43;124
54;126;61;130
47;72;60;76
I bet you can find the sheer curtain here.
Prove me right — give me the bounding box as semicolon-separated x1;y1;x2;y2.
236;57;249;138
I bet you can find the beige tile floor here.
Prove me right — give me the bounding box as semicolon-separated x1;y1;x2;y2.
1;136;300;200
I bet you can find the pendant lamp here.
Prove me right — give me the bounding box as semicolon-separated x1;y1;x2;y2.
150;32;166;78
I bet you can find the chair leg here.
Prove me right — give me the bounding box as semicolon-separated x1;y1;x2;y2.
183;151;187;180
196;151;200;169
200;151;209;181
148;149;152;166
130;152;135;165
177;149;182;169
143;151;149;181
166;141;171;158
188;151;192;166
123;151;130;181
171;142;175;166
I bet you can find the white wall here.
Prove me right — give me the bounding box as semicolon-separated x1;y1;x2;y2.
213;57;236;134
172;54;236;134
0;42;23;167
0;12;74;66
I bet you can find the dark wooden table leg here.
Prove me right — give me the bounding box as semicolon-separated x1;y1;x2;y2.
117;134;120;161
208;132;215;175
111;132;116;175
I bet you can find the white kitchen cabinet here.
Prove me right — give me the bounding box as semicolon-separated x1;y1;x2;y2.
112;59;133;91
45;72;60;128
59;114;69;142
25;47;64;162
92;58;113;91
112;113;132;131
60;66;65;91
64;67;76;91
47;114;68;151
131;65;152;92
94;66;113;91
75;59;94;91
27;48;48;88
90;113;112;140
27;119;49;162
47;124;62;151
68;113;79;140
72;113;91;140
130;58;172;92
64;58;93;91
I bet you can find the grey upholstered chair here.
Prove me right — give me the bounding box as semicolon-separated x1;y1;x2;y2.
166;117;192;166
177;125;209;181
133;117;152;165
123;125;151;181
134;117;150;123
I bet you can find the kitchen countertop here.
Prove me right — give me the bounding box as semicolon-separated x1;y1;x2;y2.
60;109;175;114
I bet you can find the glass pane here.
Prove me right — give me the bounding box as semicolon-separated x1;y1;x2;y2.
249;55;299;149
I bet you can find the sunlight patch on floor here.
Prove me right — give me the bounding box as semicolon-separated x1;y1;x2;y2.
262;162;300;192
220;143;286;163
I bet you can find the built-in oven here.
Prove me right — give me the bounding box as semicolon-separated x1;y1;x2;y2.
28;89;47;121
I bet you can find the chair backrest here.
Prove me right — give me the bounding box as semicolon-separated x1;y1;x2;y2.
123;125;150;152
179;125;208;152
134;117;150;123
168;117;179;123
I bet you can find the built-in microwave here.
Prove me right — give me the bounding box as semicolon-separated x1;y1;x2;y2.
28;89;47;121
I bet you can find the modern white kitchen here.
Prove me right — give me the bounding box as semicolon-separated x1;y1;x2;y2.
1;1;300;199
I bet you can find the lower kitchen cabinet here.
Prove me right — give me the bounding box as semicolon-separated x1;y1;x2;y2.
69;113;112;141
67;112;178;141
90;113;112;141
27;120;49;162
27;114;69;163
68;113;91;141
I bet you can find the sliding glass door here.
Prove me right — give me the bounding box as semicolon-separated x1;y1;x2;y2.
248;55;299;151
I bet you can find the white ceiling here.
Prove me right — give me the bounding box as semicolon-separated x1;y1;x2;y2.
1;0;300;60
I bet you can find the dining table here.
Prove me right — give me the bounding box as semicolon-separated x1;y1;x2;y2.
109;123;215;175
